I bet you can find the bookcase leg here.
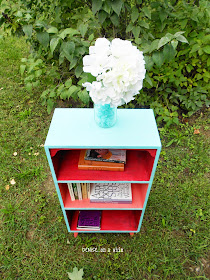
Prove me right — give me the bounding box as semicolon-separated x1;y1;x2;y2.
74;233;78;238
129;233;135;236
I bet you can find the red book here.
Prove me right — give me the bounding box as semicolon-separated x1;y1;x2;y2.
78;150;124;171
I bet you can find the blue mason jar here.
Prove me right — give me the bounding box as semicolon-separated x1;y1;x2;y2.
94;103;117;128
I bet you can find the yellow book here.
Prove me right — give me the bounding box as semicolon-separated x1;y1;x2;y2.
81;183;87;199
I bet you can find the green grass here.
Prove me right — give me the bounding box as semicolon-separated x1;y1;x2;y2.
0;36;209;280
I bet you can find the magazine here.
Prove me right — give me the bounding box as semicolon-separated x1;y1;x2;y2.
78;150;124;171
85;149;126;163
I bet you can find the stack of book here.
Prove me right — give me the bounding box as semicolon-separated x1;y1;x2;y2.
90;182;132;203
78;149;126;171
68;149;130;203
77;210;101;230
67;183;90;201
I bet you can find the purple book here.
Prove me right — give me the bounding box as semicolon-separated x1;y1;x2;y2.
77;210;101;230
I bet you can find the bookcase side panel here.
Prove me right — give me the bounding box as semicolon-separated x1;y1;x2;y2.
44;147;71;232
136;147;161;232
144;147;161;208
136;208;146;232
50;150;61;177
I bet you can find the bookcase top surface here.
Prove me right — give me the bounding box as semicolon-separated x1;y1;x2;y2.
45;108;161;149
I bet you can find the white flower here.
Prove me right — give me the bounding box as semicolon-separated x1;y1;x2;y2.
111;38;133;57
91;37;111;55
83;38;146;107
10;179;16;185
83;38;112;77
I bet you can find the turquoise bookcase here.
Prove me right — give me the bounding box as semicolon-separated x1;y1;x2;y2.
44;108;161;237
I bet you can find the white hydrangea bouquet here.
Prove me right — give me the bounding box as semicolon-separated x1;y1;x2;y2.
82;38;146;127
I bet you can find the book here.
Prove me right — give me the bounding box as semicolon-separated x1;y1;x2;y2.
78;150;124;171
90;182;132;203
77;210;101;230
72;183;78;200
85;149;126;164
87;183;90;199
67;183;75;201
81;183;87;199
76;183;83;200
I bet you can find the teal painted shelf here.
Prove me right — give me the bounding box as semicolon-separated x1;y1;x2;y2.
44;108;161;237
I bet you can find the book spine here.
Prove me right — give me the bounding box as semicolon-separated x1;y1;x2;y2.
87;183;90;199
76;183;83;200
84;183;88;199
72;183;78;200
81;183;84;199
78;165;124;171
82;183;87;199
67;183;75;201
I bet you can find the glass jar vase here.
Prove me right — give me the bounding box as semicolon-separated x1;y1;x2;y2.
94;103;117;128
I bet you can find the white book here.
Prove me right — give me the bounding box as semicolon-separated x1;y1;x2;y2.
90;182;132;203
76;183;83;200
67;183;75;201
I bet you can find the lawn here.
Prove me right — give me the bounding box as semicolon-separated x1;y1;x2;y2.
0;36;209;280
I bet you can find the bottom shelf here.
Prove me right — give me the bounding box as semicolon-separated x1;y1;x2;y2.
66;210;142;232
